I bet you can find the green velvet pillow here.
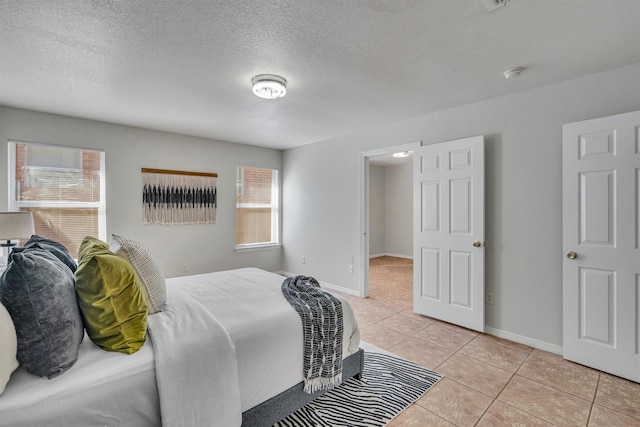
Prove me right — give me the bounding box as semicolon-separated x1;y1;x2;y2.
75;237;148;354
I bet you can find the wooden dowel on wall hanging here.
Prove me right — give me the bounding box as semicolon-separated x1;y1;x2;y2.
141;168;218;178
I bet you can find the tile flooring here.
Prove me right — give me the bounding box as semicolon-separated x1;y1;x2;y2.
336;256;640;427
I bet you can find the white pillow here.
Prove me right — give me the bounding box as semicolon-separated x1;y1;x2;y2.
110;234;167;314
0;301;19;394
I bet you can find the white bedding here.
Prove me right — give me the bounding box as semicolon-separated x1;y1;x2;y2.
0;268;360;427
147;281;241;427
168;268;360;413
0;333;159;427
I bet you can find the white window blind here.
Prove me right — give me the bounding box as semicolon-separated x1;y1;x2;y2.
235;166;279;249
8;141;106;258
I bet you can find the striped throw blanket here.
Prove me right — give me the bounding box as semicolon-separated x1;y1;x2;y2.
281;275;344;393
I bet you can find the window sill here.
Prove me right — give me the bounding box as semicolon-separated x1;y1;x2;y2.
234;243;281;253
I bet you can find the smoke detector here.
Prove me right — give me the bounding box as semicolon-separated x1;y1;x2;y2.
503;67;525;80
480;0;511;12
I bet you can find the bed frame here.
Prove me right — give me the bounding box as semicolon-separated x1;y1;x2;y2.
241;348;365;426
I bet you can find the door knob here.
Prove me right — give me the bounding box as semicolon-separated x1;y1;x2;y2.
473;241;482;248
566;251;577;260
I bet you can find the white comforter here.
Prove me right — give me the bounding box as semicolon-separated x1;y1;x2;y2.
163;268;360;415
147;282;242;427
0;268;360;427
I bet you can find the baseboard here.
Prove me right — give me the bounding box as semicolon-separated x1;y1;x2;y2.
319;280;360;296
275;270;296;278
275;271;361;297
369;253;413;260
485;326;563;356
273;270;301;280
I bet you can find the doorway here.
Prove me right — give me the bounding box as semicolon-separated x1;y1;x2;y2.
361;136;485;332
360;142;420;298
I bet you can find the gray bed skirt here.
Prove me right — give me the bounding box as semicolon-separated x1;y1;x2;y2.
241;348;365;427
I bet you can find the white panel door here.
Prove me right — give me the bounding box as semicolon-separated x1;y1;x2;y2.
563;110;640;382
413;136;485;332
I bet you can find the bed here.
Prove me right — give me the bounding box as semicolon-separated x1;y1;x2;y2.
0;267;362;427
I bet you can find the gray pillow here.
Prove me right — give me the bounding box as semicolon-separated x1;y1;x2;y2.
23;235;77;273
0;248;83;378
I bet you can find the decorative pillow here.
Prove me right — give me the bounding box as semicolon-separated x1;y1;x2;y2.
0;301;19;394
0;248;83;378
75;237;147;354
23;235;77;273
110;234;166;314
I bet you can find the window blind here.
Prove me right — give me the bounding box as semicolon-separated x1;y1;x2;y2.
9;141;105;258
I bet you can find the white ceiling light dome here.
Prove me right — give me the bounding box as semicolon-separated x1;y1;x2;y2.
252;74;287;99
392;151;412;158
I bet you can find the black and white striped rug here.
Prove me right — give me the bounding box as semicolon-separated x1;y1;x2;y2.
274;351;442;427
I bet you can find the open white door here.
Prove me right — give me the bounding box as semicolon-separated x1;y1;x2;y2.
562;110;640;382
413;136;485;332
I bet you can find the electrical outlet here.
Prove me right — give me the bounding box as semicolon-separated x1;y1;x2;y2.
348;264;353;273
182;264;188;273
302;256;306;264
485;292;494;305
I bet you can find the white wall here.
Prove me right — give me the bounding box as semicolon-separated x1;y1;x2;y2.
282;62;640;348
384;162;412;258
368;165;386;257
0;107;282;278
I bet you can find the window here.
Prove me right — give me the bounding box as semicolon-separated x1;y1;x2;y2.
9;141;106;258
235;166;279;249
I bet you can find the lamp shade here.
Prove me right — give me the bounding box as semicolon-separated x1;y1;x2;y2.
0;212;35;241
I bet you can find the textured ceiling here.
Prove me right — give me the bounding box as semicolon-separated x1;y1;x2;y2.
1;0;639;150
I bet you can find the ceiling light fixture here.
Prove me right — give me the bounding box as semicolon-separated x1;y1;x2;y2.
252;74;287;99
392;151;412;158
503;67;525;80
480;0;511;12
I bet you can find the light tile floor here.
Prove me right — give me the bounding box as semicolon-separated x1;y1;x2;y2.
336;256;640;427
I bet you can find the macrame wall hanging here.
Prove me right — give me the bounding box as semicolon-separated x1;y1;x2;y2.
141;168;217;225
